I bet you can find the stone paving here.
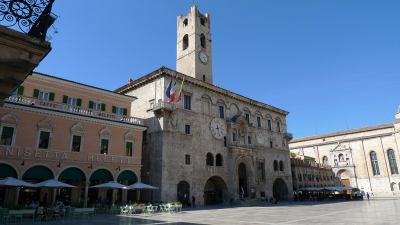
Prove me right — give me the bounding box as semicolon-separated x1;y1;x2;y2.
12;199;400;225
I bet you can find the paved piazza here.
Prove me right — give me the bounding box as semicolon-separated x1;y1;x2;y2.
16;199;400;225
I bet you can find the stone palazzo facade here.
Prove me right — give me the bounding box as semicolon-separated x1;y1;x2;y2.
116;6;293;205
290;111;400;197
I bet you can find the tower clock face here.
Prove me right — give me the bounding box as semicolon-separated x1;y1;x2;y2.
210;118;226;140
199;51;208;64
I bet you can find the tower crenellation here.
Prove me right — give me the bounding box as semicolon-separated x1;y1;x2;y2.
176;5;213;83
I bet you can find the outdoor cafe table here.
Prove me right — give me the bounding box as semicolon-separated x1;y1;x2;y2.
9;209;35;222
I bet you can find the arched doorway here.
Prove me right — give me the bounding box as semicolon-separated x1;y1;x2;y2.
273;178;288;201
177;181;190;207
204;176;227;205
337;169;351;186
89;169;114;206
0;163;18;207
238;163;248;198
117;170;138;203
22;165;55;206
58;167;86;207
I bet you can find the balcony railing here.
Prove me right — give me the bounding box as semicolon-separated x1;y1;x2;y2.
152;100;183;112
0;0;56;40
6;95;144;126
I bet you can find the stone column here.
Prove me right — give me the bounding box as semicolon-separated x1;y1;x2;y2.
84;181;89;207
122;181;128;204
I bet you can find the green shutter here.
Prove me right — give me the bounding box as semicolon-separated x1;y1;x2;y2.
112;106;117;114
123;108;128;116
101;103;106;112
62;95;68;104
126;142;133;149
77;98;82;107
17;86;24;95
33;89;39;98
2;126;14;137
49;92;55;101
89;101;94;109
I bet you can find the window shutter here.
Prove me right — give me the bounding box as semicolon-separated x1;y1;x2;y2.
62;95;68;104
101;103;106;111
77;98;82;107
112;106;117;114
17;86;24;95
123;108;128;116
89;101;94;109
33;89;39;98
49;92;55;101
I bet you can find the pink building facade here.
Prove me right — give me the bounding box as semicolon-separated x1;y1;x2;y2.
0;73;146;207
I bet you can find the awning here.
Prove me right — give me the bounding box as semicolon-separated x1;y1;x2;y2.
59;167;86;181
117;170;137;184
0;164;17;179
22;165;54;180
90;169;113;182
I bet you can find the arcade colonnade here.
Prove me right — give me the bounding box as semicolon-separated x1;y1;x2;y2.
0;162;138;207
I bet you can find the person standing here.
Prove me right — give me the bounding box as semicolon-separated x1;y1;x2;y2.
366;192;370;200
192;196;196;208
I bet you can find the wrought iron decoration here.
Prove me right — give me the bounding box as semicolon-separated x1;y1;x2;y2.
0;0;55;40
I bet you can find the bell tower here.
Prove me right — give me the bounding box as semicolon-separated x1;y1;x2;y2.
176;5;213;84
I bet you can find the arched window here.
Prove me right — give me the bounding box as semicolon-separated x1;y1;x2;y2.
273;160;278;171
370;151;380;175
183;34;189;50
183;18;188;27
279;161;284;171
322;156;328;166
200;33;206;48
277;121;281;133
387;149;399;174
338;154;344;162
206;153;214;166
200;17;206;26
216;154;223;166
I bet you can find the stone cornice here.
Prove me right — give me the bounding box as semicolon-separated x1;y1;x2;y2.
290;123;394;144
115;67;289;116
31;72;137;101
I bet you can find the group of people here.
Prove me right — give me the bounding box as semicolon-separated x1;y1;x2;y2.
25;200;66;221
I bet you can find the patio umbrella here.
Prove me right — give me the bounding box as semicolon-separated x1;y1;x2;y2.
127;182;158;190
0;177;36;187
90;181;128;189
127;182;158;202
33;179;76;188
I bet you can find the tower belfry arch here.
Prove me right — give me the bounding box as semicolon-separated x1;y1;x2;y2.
176;5;213;83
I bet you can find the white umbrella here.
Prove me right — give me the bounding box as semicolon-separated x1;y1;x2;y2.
90;181;128;189
127;182;158;190
0;177;35;187
34;179;76;188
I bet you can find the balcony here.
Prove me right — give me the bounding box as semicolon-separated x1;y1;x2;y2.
6;95;144;126
0;0;56;103
152;100;184;113
285;132;293;141
227;141;255;150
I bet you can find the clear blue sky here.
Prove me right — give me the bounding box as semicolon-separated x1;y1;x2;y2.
37;0;400;138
